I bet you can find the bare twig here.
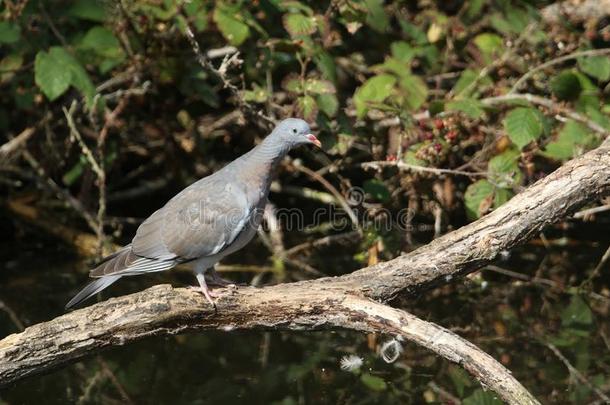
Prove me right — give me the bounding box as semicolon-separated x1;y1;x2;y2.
545;342;610;403
510;48;610;94
482;93;609;136
360;160;488;178
0;127;35;163
182;22;275;129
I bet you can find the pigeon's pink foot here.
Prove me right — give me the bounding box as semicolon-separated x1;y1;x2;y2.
195;273;217;308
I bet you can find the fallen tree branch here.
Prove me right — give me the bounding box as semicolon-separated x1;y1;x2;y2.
1;139;608;403
0;285;538;404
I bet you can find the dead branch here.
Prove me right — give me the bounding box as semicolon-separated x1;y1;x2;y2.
0;138;608;404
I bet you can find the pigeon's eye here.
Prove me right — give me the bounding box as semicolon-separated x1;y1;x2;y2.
292;128;297;134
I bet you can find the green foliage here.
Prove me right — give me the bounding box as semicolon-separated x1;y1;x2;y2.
578;55;610;82
213;3;251;46
283;13;317;37
360;373;387;391
543;120;598;161
550;71;582;101
446;99;485;119
473;33;504;64
0;21;21;44
503;107;543;149
463;389;503;405
363;179;390;202
353;74;396;118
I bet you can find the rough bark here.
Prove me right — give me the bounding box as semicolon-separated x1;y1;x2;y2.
1;138;608;404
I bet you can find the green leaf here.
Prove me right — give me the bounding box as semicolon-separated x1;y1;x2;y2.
303;78;335;95
561;295;593;331
360;373;387;391
390;41;416;63
578;55;610;82
34;51;72;101
80;27;123;59
363;179;390;202
242;83;269;103
364;0;389;32
213;4;250;46
297;95;318;121
465;179;494;220
550;71;582;101
0;54;23;84
448;366;473;397
68;0;106;22
474;33;504;64
353;74;396;118
0;21;20;44
398;74;428;110
446;99;484;119
463;388;503;405
316;93;339;117
283;13;317;37
314;50;337;83
544;120;597;160
488;149;522;188
503;107;543;149
34;47;95;104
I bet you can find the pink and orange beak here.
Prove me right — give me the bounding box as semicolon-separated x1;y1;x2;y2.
306;133;322;148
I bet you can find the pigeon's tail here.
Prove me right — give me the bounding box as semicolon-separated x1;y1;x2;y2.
65;275;121;309
66;246;177;309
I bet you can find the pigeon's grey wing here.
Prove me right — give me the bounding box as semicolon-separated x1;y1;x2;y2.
132;176;253;261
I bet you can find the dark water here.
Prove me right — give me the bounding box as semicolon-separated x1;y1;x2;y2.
1;217;609;404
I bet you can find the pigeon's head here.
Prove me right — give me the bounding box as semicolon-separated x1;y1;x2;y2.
272;118;321;148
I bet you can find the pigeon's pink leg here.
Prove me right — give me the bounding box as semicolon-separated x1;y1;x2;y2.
195;273;216;307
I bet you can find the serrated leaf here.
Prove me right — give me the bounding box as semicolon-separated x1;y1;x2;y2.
363;179;390;202
446;99;484;119
550;71;582;101
578;55;610;82
353;74;396;118
283;13;317;37
314;49;337;83
213;4;250;46
0;21;20;44
398;74;427;110
488;149;522;188
35;47;95;104
297;95;317;121
316;93;338;117
503;107;543;149
474;33;503;64
360;373;387;391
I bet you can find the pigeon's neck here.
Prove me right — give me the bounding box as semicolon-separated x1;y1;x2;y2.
249;133;290;168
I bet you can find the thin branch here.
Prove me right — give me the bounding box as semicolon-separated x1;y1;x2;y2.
545;342;610;403
360;160;488;178
182;22;275;129
481;93;609;136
